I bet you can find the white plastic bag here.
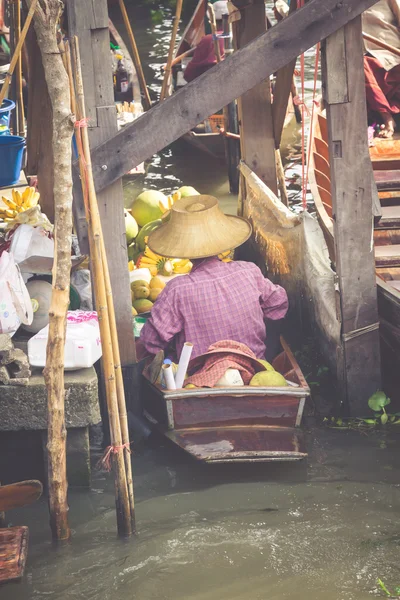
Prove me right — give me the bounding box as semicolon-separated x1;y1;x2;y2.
0;251;33;336
9;224;54;264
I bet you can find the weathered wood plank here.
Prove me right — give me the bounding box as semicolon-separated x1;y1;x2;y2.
233;0;277;194
84;0;381;195
67;0;136;366
323;17;381;416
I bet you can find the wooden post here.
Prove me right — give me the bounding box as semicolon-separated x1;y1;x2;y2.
30;0;73;541
232;0;277;197
15;0;25;135
222;12;240;194
322;18;381;415
66;0;137;373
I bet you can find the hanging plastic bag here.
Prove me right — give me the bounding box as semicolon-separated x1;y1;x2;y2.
8;224;54;264
0;251;33;336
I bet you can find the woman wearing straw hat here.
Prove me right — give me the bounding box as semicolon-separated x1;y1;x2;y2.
140;195;288;362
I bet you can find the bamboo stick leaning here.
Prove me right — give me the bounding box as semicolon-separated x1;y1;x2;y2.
0;0;38;107
117;0;151;111
69;37;135;537
160;0;184;101
15;0;25;135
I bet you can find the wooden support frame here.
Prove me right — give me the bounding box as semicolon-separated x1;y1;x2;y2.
66;0;136;368
74;0;380;214
232;0;277;195
322;19;381;415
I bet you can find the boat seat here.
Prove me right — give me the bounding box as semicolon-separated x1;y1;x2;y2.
375;244;400;267
374;170;400;192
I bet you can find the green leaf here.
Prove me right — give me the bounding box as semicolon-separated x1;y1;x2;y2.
377;578;391;597
368;391;391;412
363;419;378;425
381;413;389;425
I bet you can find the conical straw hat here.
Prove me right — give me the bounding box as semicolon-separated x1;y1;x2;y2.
147;195;252;259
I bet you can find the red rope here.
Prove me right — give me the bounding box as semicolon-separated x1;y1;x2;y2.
97;443;131;472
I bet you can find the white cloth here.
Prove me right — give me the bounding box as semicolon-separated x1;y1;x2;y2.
213;1;228;21
363;0;400;71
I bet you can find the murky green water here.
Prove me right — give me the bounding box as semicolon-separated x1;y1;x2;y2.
2;3;399;599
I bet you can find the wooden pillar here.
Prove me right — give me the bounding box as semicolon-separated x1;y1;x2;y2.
322;18;381;415
232;0;277;196
67;0;136;368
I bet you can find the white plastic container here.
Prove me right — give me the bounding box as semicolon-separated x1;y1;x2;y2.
28;310;102;370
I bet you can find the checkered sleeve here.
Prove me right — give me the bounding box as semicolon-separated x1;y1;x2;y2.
140;288;183;355
257;270;289;320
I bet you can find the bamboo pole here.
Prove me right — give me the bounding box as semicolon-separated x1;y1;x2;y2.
160;0;184;101
117;0;151;111
275;148;288;206
15;0;25;135
0;0;38;107
71;37;134;537
29;0;72;541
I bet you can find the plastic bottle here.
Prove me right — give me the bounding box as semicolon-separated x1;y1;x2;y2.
116;59;129;95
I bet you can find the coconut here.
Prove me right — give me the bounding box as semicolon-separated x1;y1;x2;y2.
131;191;166;227
177;186;200;198
125;210;139;243
135;219;163;250
249;371;287;387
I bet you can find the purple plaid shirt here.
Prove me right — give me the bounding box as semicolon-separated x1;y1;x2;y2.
140;257;288;360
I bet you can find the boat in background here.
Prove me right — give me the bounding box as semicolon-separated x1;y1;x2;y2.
308;108;400;382
143;338;309;463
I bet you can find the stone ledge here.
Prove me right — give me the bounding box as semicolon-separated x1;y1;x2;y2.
0;367;100;431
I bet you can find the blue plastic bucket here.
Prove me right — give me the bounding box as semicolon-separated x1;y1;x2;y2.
0;99;16;129
0;135;26;187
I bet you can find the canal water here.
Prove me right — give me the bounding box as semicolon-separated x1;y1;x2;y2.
3;3;400;599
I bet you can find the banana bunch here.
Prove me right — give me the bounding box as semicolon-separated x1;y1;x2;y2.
137;245;173;277
218;250;233;262
171;258;192;274
159;190;181;215
0;187;40;222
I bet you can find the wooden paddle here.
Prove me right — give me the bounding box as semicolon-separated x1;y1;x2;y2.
0;480;43;512
363;32;400;59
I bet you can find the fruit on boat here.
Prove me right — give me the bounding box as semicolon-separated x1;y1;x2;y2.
135;219;162;251
257;359;275;372
249;371;287;387
171;258;193;274
178;186;200;198
149;276;165;290
0;187;40;222
132;298;153;313
218;250;233;262
131;190;166;226
125;209;139;243
137;245;173;276
149;287;163;302
132;306;138;316
159;191;181;214
133;285;150;300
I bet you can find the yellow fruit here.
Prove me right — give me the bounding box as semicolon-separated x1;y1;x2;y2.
149;276;165;290
149;287;162;302
250;371;287;387
134;286;150;299
184;383;197;389
132;306;138;316
258;359;275;372
132;299;153;314
131;279;150;290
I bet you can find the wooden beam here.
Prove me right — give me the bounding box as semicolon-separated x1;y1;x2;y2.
232;0;277;194
67;0;136;368
272;0;298;148
82;0;380;197
322;19;381;416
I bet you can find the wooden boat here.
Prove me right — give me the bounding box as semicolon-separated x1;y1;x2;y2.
143;338;309;463
171;0;294;160
0;480;42;585
308;108;400;372
0;527;29;584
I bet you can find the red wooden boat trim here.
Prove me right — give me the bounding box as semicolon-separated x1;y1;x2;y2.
0;526;29;584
